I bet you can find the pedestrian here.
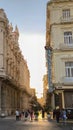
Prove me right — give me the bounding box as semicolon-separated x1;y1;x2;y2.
61;108;67;125
55;107;60;123
19;111;22;120
24;110;29;121
15;109;20;121
53;109;56;119
21;111;24;121
42;109;45;119
30;110;34;121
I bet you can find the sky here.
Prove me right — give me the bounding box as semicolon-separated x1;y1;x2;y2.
0;0;49;97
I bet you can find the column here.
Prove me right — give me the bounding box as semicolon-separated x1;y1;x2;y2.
51;93;55;109
62;91;65;108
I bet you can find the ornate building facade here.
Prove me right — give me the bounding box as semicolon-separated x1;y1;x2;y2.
0;9;31;116
45;0;73;109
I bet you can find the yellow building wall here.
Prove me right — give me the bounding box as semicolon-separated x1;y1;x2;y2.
53;52;73;83
48;2;73;24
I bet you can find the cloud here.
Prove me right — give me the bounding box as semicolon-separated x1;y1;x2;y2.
19;32;46;94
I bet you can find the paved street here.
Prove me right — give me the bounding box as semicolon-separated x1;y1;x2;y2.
0;117;73;130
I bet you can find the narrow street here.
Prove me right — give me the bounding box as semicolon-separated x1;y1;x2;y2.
0;117;73;130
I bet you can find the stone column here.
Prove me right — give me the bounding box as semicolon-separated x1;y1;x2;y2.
51;93;55;109
62;91;65;108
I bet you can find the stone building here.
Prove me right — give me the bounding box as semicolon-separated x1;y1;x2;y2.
30;88;36;97
45;0;73;109
0;8;31;116
43;74;48;105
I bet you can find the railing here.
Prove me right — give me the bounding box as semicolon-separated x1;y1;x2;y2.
62;76;73;85
59;43;73;50
60;16;73;23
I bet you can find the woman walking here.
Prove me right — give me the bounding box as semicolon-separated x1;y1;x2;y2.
61;108;67;125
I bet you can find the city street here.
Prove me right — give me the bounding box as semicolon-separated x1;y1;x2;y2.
0;117;73;130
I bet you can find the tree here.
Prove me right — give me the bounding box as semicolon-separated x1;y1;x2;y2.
30;96;42;113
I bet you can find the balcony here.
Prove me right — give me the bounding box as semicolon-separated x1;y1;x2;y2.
60;16;73;23
62;77;73;85
59;43;73;50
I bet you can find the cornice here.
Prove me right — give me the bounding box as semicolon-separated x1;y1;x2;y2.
50;22;73;27
53;48;73;53
47;0;73;6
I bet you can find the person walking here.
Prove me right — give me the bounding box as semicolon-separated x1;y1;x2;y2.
55;108;60;123
53;109;56;119
15;109;20;121
61;108;67;125
30;110;34;121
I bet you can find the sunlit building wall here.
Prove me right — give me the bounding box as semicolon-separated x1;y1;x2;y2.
0;9;30;116
43;74;48;105
30;88;36;97
46;0;73;109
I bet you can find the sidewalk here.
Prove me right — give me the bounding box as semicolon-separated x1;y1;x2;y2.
0;115;16;120
51;118;73;126
0;115;49;122
1;115;73;125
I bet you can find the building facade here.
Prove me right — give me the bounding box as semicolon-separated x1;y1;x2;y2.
45;0;73;109
0;9;31;116
43;74;48;105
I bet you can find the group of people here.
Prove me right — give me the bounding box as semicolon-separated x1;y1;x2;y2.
15;109;34;121
53;108;67;124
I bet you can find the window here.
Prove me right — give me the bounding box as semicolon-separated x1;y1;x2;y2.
64;32;72;44
63;9;70;19
65;62;73;77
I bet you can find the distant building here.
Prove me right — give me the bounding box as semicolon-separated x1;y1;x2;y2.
37;97;44;107
30;88;36;97
43;74;48;105
0;9;31;116
45;0;73;109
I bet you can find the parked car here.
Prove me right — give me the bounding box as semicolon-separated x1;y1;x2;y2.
1;113;6;118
